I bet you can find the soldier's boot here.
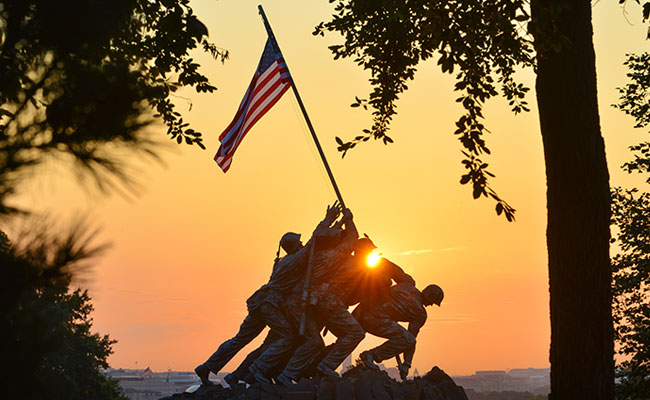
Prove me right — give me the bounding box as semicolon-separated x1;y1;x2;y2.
316;363;340;379
359;351;380;372
275;372;294;387
243;372;256;385
253;373;271;385
194;364;214;386
249;364;271;385
224;373;239;388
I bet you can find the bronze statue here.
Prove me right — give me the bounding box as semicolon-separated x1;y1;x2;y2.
195;203;444;387
194;203;343;386
354;282;444;380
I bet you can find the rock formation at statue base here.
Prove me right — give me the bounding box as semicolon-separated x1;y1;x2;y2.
160;366;468;400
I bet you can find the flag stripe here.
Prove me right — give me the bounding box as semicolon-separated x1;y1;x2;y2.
239;76;288;135
247;66;283;113
220;67;284;149
220;81;289;164
219;79;256;141
230;85;289;154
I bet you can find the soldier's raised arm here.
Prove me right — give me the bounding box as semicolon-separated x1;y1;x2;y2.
338;208;359;245
315;207;358;252
313;208;359;274
288;202;342;266
308;201;344;243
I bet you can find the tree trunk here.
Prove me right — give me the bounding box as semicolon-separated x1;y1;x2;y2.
531;0;614;398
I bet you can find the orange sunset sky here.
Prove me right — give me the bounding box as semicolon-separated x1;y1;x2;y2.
11;0;650;376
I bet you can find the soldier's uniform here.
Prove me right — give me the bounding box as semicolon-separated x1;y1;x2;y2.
335;257;415;307
228;330;283;384
228;335;268;384
312;256;415;373
277;218;359;381
354;282;428;368
198;213;340;380
279;238;416;380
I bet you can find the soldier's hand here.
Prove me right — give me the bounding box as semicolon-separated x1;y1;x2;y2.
333;219;345;230
342;208;353;221
399;363;409;380
325;201;342;221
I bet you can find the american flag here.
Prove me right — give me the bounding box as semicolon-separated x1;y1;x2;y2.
214;38;291;172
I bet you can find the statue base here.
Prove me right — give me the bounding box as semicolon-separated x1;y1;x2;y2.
159;366;468;400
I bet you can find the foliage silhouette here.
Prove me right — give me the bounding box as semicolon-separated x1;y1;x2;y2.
0;0;226;214
0;223;126;400
615;52;650;184
0;1;227;396
611;189;650;400
314;0;536;221
612;50;650;400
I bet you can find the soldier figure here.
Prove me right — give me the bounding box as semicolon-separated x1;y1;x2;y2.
315;239;422;377
194;203;343;386
274;209;362;384
302;242;416;378
355;282;444;380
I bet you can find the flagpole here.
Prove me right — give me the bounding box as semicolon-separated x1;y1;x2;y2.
258;5;346;209
259;5;349;336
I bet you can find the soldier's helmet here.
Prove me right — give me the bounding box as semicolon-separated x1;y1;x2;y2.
354;237;377;257
280;232;302;254
422;284;444;306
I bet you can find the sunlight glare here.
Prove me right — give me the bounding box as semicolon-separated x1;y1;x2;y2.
366;250;381;268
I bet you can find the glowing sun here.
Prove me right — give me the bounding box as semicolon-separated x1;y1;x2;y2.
366;250;381;268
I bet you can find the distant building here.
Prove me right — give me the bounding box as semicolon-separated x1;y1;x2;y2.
453;368;550;394
376;363;401;381
475;370;506;376
105;368;202;400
